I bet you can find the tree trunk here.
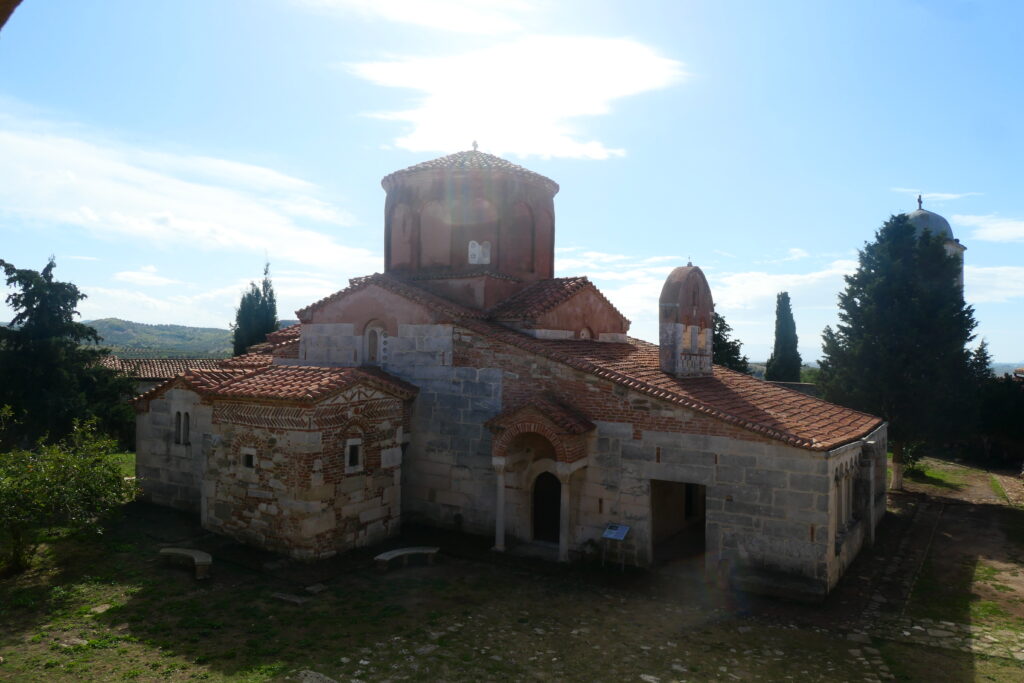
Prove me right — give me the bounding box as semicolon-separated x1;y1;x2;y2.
890;440;905;491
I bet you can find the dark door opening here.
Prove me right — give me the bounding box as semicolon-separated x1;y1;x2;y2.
533;472;560;543
651;480;706;562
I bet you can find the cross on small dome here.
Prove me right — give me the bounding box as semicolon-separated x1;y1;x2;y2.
472;140;478;151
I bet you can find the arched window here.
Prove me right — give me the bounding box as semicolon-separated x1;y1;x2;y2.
174;411;182;444
389;204;415;269
364;322;385;365
182;412;191;445
579;327;593;340
419;201;451;267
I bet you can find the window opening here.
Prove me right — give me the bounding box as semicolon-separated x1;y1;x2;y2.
182;412;191;445
174;412;182;444
345;437;364;474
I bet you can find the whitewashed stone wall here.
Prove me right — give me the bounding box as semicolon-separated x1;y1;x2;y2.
135;387;213;512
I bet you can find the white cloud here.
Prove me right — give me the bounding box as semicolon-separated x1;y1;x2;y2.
113;266;182;287
0;116;378;272
297;0;534;34
965;265;1024;303
76;273;349;329
953;214;1024;243
347;35;684;159
711;260;857;310
891;187;981;202
759;247;810;264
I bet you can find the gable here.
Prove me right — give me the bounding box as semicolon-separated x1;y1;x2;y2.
302;284;439;332
534;286;629;337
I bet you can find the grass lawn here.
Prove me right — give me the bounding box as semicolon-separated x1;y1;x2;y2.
3;455;1024;681
110;452;136;479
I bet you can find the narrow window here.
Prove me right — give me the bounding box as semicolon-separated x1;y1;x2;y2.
174;411;182;444
468;240;481;264
345;437;363;474
368;328;380;363
182;412;191;445
244;452;255;468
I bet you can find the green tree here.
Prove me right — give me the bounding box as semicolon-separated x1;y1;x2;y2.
712;312;751;374
818;214;976;490
0;416;136;572
232;262;279;356
0;258;135;447
765;291;802;381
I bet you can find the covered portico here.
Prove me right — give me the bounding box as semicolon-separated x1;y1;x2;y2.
485;396;593;562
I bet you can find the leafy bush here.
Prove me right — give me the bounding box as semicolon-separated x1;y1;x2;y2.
0;415;137;571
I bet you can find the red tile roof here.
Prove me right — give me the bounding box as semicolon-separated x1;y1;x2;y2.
487;276;629;326
459;319;882;451
380;149;559;194
219;352;274;369
202;365;417;402
266;323;301;345
486;395;596;435
102;356;225;380
133;365;416;407
296;273;485;322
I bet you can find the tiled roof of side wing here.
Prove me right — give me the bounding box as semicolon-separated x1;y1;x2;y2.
381;150;559;193
131;367;250;405
265;323;301;345
296;273;486;321
458;319;882;451
486;277;630;324
103;356;225;380
203;365;418;402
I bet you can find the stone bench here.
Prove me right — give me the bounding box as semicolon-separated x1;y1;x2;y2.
374;546;439;571
159;547;212;579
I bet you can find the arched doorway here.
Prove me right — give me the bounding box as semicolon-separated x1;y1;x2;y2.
533;472;560;543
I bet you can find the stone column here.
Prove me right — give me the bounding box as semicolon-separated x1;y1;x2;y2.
558;474;570;562
493;462;506;552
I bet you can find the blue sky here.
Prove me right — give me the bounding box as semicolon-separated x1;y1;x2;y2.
1;0;1022;362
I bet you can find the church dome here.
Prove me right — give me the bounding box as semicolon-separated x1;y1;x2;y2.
904;208;954;241
382;149;559;194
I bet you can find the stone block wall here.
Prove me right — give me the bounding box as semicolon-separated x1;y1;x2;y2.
202;392;406;560
135;387;213;512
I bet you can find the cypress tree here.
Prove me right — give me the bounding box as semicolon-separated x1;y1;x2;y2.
232;263;279;356
712;312;751;374
818;214;976;490
765;291;802;382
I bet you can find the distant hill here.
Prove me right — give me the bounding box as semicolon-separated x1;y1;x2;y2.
86;318;232;359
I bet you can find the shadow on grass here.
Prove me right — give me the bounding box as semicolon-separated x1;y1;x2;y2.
905;467;965;491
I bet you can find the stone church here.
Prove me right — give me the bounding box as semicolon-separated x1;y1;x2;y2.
135;150;887;598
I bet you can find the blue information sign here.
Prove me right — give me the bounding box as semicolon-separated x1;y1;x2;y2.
602;523;630;541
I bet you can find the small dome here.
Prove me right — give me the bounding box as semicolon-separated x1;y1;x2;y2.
904;208;954;241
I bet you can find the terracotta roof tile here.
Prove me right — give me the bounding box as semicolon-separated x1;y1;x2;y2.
485;395;595;435
381;150;559;194
203;365;417;403
459;320;882;451
103;356;225;380
487;276;629;325
219;352;275;369
265;323;301;345
296;273;485;322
